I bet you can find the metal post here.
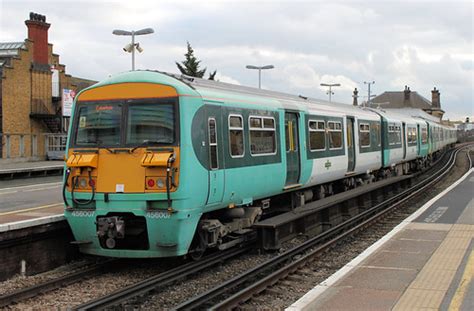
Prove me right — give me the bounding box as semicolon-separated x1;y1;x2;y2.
131;31;135;71
246;65;274;89
364;81;375;107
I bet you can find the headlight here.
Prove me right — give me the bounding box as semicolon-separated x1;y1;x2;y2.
157;179;165;188
79;178;88;188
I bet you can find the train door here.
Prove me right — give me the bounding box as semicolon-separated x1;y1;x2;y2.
346;116;356;172
402;122;407;159
206;110;225;205
284;112;300;186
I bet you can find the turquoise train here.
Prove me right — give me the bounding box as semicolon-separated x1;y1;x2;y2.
63;70;456;258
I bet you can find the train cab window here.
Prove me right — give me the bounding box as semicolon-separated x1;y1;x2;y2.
359;123;370;147
249;116;276;155
421;127;428;144
126;104;175;145
308;120;326;151
228;115;244;157
328;121;342;149
208;118;218;169
75;104;122;146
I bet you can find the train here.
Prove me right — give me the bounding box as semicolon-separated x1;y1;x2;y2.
62;70;457;258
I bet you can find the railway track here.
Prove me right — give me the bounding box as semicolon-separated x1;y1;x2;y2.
175;144;471;310
71;245;251;310
0;259;116;308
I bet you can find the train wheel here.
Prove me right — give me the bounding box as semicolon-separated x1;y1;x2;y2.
189;231;206;261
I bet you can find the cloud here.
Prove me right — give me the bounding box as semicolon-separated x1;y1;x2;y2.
0;0;471;120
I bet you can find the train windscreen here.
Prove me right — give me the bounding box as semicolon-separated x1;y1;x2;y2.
73;99;176;147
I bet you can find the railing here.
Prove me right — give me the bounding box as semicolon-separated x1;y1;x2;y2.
45;134;67;160
0;133;67;160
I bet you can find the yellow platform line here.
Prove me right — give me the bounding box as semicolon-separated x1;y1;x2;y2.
449;249;474;311
0;203;63;216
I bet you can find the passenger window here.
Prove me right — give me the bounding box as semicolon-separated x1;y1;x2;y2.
407;127;417;144
309;120;325;151
208;118;218;169
421;128;426;143
359;123;370;147
328;121;342;149
373;122;381;147
249;116;276;155
228;115;244;157
389;124;402;145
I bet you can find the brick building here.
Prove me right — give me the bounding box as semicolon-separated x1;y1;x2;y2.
0;12;95;161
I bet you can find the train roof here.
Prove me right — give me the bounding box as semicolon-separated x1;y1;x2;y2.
164;71;378;119
86;71;449;127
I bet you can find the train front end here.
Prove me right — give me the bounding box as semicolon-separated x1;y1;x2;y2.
63;73;200;258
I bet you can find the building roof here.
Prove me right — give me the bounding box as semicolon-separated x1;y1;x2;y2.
0;42;25;57
372;91;433;109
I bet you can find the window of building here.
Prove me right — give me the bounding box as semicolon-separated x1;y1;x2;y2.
328;121;342;149
308;120;326;151
249;116;276;155
359;123;370;147
228;114;244;157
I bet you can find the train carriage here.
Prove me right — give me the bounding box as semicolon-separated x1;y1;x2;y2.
63;70;455;259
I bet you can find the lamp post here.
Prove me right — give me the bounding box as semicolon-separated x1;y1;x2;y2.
246;65;274;89
364;81;375;107
112;28;154;71
320;83;341;102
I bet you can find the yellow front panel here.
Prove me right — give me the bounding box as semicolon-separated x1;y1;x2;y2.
66;148;180;193
77;83;178;101
96;150;146;193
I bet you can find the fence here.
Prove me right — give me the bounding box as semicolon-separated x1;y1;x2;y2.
0;133;67;160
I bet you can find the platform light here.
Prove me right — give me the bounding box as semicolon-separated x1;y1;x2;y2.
113;28;154;70
320;83;341;102
246;65;274;89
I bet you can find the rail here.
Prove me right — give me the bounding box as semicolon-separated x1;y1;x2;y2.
176;144;470;310
72;245;252;310
0;260;116;308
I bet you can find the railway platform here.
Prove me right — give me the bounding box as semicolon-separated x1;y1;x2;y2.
0;160;64;179
289;168;474;311
0;204;64;231
0;178;70;281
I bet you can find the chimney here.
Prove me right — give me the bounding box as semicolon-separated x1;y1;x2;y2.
431;87;440;108
25;12;50;65
403;85;411;101
352;88;359;106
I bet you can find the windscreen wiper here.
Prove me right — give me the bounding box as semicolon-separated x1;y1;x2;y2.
130;140;163;153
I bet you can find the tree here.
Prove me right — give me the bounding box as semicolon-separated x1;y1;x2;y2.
176;42;217;80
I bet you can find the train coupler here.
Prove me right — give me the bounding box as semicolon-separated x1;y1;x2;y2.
96;216;125;249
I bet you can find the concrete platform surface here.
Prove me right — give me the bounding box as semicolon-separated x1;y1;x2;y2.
0;204;64;231
0;160;64;173
288;169;474;311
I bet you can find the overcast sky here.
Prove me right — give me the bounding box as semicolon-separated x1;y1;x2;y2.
1;0;472;120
